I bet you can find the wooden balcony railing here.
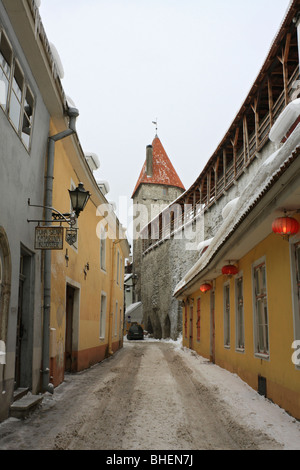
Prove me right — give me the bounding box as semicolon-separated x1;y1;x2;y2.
142;65;300;255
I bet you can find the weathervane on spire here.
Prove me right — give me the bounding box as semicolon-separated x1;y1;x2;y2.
152;118;158;135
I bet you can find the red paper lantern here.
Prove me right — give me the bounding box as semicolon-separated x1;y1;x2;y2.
200;283;212;293
222;264;238;276
272;216;299;239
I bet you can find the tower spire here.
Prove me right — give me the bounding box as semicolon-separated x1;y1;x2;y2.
131;135;185;199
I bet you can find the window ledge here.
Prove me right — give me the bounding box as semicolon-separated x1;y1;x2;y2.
255;352;269;360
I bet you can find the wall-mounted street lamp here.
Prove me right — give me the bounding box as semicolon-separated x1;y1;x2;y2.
69;182;91;217
28;182;90;226
28;182;91;249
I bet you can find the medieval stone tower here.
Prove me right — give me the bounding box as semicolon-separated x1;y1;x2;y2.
132;134;185;332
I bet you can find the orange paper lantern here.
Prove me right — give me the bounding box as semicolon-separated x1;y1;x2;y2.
272;216;299;239
200;283;212;293
222;264;238;276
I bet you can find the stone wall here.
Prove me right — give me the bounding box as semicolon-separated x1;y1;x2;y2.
139;139;280;339
132;183;185;303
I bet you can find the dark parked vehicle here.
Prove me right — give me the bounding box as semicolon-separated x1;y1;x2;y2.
127;323;144;340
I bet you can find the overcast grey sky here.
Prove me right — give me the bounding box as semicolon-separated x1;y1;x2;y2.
39;0;291;233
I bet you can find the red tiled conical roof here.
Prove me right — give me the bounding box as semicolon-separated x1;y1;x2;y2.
132;136;185;198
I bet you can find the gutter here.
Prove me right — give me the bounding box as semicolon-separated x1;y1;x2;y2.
42;106;79;393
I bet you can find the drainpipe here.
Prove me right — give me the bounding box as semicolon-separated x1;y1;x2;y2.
42;106;79;393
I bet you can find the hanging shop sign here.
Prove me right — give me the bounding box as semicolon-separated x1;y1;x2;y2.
35;226;64;250
66;228;77;247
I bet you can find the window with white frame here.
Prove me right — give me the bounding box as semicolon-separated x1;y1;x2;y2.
100;226;106;271
224;283;230;347
119;308;122;339
114;301;118;337
196;298;201;342
184;304;188;339
120;257;123;288
0;30;35;150
294;243;300;315
291;241;300;347
253;259;269;355
9;60;24;131
235;276;245;350
116;250;120;285
0;31;12;109
21;87;34;148
100;293;107;338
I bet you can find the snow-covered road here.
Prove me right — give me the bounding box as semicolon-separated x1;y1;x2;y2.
0;338;299;450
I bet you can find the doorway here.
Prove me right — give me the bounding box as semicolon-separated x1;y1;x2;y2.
15;270;24;388
15;247;34;390
189;305;194;350
210;290;215;363
65;285;75;372
164;314;171;339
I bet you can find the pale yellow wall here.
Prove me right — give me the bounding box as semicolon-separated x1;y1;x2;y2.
183;293;211;360
48;121;127;373
183;226;300;418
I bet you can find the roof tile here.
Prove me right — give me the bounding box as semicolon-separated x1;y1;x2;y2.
132;136;185;198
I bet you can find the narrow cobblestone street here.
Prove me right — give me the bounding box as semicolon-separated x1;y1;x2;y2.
0;339;300;451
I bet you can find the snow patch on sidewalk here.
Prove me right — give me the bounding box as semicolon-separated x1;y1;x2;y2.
163;338;300;450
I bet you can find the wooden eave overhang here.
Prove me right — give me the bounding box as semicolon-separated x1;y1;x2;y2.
174;144;300;299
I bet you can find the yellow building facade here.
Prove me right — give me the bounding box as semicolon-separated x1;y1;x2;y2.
48;121;129;387
174;3;300;420
176;122;300;418
181;224;300;419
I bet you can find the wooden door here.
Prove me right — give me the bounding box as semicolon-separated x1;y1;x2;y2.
15;274;24;388
189;305;193;350
65;285;75;371
210;291;215;363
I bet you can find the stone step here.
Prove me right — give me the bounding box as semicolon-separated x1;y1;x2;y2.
10;394;43;419
13;387;29;402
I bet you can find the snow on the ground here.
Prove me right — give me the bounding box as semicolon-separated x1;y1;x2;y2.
2;336;299;450
151;335;300;450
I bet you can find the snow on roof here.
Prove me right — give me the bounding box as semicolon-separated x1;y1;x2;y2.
197;238;214;252
132;136;185;198
125;302;143;315
174;121;300;297
269;98;300;143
